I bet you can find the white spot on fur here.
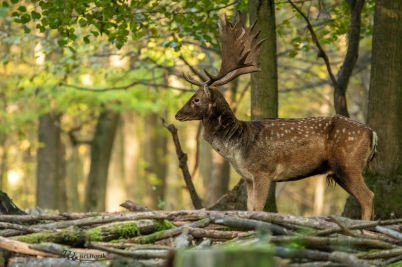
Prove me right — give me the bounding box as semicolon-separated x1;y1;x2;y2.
348;137;354;141
343;129;346;133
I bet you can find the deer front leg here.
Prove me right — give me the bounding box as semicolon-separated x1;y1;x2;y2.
245;180;254;211
252;177;272;211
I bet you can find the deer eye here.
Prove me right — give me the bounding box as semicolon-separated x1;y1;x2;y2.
194;98;200;103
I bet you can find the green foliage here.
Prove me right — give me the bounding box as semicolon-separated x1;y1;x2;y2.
3;0;234;49
284;0;375;59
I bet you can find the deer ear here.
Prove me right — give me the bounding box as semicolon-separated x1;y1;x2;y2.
203;84;211;98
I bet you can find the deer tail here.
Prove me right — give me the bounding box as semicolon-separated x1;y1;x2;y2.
367;130;378;172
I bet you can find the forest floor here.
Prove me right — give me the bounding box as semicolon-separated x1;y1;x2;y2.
0;200;402;267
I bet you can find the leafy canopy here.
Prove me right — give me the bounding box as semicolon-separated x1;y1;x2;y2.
2;0;239;49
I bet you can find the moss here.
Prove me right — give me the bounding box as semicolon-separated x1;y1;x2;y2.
364;171;402;218
14;232;55;244
135;231;165;244
85;227;103;242
109;239;127;243
388;261;402;267
112;222;140;238
154;219;176;231
89;212;101;217
293;228;317;235
175;244;275;267
62;228;79;241
222;243;273;252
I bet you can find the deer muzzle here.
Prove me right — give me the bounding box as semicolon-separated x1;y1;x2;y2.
175;111;188;122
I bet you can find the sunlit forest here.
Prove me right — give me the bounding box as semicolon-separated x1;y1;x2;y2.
0;0;399;221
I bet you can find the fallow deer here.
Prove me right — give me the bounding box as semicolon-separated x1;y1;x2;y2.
175;12;377;220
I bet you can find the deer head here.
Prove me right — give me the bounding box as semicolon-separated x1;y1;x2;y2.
175;12;267;122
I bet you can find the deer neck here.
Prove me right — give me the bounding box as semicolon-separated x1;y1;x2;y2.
201;102;242;156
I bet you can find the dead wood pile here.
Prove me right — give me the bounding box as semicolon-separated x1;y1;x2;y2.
0;201;401;267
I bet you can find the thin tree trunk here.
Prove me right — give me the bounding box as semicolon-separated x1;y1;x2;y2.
206;151;230;207
313;175;325;216
67;147;84;211
106;119;126;210
249;0;278;212
36;113;66;211
143;113;167;209
343;0;402;219
123;112;140;203
0;133;7;192
85;110;120;211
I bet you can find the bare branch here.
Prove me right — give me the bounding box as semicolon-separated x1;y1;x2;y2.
288;0;338;93
288;0;363;117
160;118;203;210
60;81;195;93
180;55;209;82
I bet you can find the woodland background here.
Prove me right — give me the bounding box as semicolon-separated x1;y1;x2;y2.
0;0;400;219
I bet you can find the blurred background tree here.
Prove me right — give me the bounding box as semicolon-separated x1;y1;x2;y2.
2;0;398;220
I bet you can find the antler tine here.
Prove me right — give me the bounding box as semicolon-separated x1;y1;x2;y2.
182;71;203;86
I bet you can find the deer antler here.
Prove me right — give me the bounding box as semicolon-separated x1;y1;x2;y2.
182;11;266;87
209;11;267;87
182;72;203;87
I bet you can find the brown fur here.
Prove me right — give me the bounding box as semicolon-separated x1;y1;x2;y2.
176;87;376;220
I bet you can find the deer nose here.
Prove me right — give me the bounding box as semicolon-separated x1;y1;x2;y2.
175;112;179;118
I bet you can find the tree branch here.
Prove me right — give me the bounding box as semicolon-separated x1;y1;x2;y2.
160;118;203;210
60;81;195;93
288;0;366;117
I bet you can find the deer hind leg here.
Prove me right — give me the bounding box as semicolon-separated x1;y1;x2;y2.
252;178;272;211
337;171;374;220
245;180;254;211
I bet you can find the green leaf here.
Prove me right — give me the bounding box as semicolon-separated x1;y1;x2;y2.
116;42;123;49
83;36;90;44
67;46;76;54
35;23;45;32
20;13;31;23
23;25;31;33
2;2;9;7
10;0;18;3
17;6;26;12
41;17;49;26
57;39;68;47
11;11;19;17
78;19;87;27
31;10;41;20
90;31;99;37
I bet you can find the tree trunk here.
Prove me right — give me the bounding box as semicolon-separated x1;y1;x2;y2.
66;147;84;211
0;133;7;192
343;0;402;219
249;0;278;212
106;119;127;210
143;113;167;210
122;112;141;203
207;151;230;207
84;110;120;211
36;113;67;211
210;1;279;212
